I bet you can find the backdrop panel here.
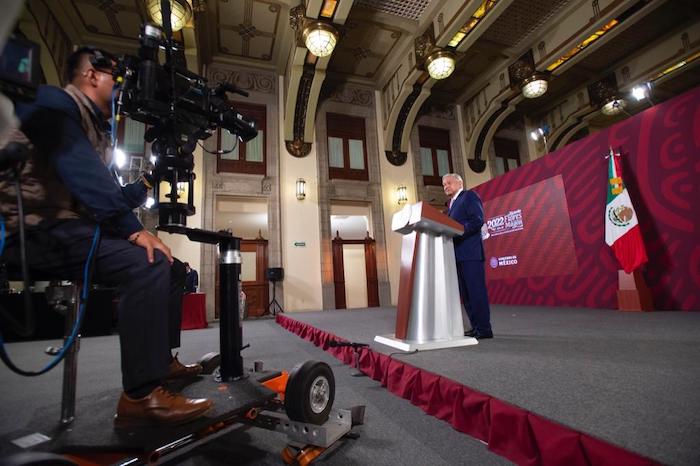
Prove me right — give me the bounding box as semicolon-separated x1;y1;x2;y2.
474;86;700;311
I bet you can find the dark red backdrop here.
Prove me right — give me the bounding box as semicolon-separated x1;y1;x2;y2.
473;85;700;311
483;175;578;280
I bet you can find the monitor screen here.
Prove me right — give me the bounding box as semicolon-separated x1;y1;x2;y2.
0;36;41;99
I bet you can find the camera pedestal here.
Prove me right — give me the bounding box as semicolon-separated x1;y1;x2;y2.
159;225;244;381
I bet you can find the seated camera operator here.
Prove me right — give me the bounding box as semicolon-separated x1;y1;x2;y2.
0;47;212;426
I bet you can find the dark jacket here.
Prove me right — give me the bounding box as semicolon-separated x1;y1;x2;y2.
185;269;199;293
0;85;144;237
448;189;485;262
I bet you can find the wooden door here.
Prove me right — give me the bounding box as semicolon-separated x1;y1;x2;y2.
215;237;268;319
332;231;379;309
240;239;268;317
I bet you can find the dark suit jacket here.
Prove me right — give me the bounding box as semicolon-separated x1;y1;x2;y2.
185;269;199;293
448;190;485;262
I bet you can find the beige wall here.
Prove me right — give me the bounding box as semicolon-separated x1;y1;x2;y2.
279;76;323;311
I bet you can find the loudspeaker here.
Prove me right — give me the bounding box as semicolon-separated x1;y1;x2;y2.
267;267;284;282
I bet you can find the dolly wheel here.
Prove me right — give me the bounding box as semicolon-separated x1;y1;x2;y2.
281;446;298;465
297;446;325;466
284;361;335;425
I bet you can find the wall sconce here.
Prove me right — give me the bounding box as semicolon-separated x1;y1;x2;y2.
396;185;408;205
303;21;338;57
296;178;306;200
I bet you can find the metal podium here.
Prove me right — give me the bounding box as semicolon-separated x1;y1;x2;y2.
375;202;478;351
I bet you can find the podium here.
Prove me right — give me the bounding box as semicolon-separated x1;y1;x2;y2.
375;202;478;351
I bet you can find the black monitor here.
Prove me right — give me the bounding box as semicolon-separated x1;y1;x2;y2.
0;35;41;101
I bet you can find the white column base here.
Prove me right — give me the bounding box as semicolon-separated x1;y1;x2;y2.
374;334;478;352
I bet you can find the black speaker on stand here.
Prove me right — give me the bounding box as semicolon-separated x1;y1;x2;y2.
266;267;284;316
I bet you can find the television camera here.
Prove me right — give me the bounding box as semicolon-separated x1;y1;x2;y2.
112;21;258;227
110;0;261;382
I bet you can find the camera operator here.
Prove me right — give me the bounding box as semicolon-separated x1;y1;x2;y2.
0;47;213;426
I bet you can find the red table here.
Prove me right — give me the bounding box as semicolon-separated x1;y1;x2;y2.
181;293;207;330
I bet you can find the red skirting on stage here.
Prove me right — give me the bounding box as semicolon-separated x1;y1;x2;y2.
276;314;658;466
181;293;207;330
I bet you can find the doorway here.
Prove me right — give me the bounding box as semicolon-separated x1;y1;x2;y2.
214;197;269;318
331;232;379;309
329;204;378;309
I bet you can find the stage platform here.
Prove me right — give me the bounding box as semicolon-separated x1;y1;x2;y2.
277;305;700;466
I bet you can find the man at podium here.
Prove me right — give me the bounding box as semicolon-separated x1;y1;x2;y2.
442;173;493;339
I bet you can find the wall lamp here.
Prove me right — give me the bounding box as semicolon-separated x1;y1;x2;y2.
296;178;306;200
396;185;408;205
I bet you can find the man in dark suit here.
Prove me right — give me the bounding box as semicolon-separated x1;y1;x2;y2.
184;262;199;294
443;173;493;339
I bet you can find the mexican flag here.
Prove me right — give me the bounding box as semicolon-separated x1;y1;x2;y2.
605;151;648;273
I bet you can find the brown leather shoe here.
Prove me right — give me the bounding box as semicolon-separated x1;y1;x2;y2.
167;353;203;380
114;386;213;427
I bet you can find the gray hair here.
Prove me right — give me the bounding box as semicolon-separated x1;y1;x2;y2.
442;173;463;184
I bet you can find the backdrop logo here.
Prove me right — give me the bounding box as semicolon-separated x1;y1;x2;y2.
608;204;634;227
490;255;518;268
486;209;524;237
496;255;518;267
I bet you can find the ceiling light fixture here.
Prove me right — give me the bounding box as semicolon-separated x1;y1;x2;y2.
426;50;456;80
146;0;193;32
601;97;626;115
521;73;549;98
303;21;338;57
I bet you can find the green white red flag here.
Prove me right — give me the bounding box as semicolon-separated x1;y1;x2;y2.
605;149;648;273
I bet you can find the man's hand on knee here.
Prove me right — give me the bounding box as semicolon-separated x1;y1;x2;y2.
128;229;174;265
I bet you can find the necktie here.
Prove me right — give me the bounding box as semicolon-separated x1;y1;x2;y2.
448;197;454;211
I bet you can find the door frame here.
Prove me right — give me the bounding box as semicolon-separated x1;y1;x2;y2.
331;232;379;309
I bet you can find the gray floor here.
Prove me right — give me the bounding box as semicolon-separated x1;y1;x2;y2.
286;305;700;466
0;318;511;465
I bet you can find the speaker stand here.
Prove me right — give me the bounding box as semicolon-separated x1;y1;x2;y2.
267;281;283;316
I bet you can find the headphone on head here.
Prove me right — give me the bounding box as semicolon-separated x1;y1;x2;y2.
75;46;117;71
